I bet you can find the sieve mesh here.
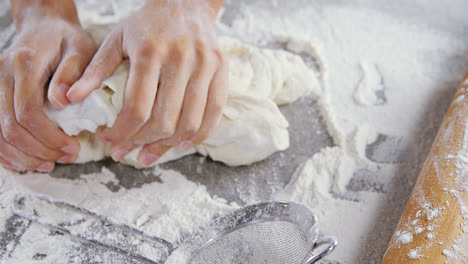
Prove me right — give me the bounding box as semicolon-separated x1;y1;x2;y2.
189;220;311;264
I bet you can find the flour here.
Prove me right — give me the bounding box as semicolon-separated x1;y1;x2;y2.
443;249;454;258
2;0;468;263
408;249;422;259
414;227;425;235
0;165;238;262
12;167;237;243
223;1;468;263
395;231;413;244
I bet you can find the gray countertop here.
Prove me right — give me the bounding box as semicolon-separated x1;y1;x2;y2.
2;0;468;263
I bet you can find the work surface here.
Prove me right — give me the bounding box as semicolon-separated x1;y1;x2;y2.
2;0;468;263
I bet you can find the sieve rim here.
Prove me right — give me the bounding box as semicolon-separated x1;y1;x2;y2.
184;201;320;264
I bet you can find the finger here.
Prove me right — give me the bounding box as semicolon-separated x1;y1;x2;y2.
0;118;66;161
0;129;54;172
157;46;216;150
137;142;172;166
0;66;65;162
0;155;20;172
13;52;80;158
48;49;94;109
99;51;162;147
108;141;135;161
131;43;194;145
190;55;229;146
48;35;96;109
66;31;123;103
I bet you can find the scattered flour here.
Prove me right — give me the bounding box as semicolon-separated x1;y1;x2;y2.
396;231;413;244
238;1;467;262
408;249;422;259
443;249;454;258
414;227;425;235
0;166;238;262
1;0;468;263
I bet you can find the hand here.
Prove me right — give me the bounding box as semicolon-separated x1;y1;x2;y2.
67;0;228;166
0;0;96;172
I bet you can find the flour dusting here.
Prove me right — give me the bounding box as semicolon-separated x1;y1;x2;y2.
1;0;468;263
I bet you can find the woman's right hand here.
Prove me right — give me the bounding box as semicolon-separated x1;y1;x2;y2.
0;0;96;172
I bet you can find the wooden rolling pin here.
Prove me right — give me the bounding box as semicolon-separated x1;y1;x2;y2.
381;70;468;263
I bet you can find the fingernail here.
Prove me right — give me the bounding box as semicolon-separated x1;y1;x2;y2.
141;154;159;166
97;129;110;144
49;97;66;109
58;155;74;164
180;141;193;150
62;145;79;154
58;83;70;92
111;149;129;161
37;162;54;173
66;84;79;102
50;84;70;109
12;165;25;172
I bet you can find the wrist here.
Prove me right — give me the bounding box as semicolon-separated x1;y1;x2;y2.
10;0;79;31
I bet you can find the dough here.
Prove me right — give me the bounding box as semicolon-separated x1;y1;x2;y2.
44;31;320;168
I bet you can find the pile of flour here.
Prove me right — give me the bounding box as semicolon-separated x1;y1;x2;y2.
2;0;468;263
0;166;238;262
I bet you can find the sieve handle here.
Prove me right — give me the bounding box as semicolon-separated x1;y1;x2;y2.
304;236;338;264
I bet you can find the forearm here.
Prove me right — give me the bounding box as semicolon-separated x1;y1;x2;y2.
10;0;79;30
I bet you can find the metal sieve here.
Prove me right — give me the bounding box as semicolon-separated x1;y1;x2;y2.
172;201;337;264
13;195;337;264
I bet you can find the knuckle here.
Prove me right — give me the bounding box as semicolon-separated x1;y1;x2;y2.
127;105;150;124
36;145;61;160
135;40;166;65
196;47;214;71
75;35;97;55
211;99;225;113
61;55;83;77
136;39;158;58
12;49;35;69
194;131;210;144
214;50;227;65
24;159;41;170
158;121;176;139
172;39;193;65
179;122;199;139
13;49;32;63
138;39;166;55
2;123;20;144
15;103;35;125
145;143;165;156
198;134;210;143
39;151;58;161
195;40;209;54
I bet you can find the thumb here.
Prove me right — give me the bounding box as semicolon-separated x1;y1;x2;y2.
66;32;123;103
48;53;92;109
